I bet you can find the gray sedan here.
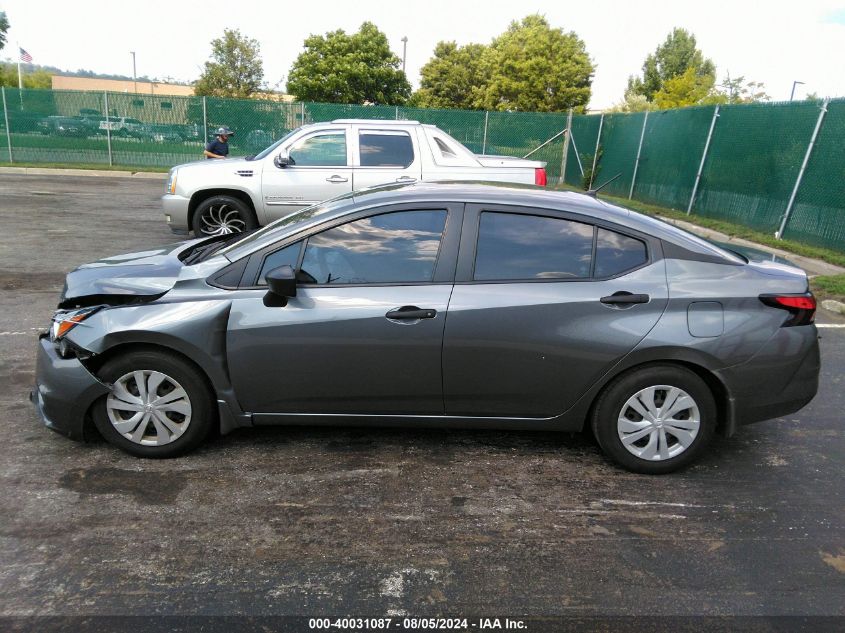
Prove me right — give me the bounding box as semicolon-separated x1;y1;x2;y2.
32;183;820;473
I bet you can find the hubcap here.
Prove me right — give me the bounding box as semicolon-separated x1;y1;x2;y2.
106;370;192;446
199;204;246;236
617;384;700;461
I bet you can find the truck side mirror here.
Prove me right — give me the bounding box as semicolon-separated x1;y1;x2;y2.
274;150;294;169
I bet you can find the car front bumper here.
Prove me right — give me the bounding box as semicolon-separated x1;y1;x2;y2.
162;193;191;234
31;335;110;441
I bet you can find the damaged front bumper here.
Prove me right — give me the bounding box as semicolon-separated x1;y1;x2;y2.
31;335;110;441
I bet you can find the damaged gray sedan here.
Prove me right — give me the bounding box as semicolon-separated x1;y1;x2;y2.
32;183;820;473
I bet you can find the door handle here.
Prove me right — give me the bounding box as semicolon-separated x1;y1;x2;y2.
385;306;437;320
395;176;416;183
326;175;348;183
600;292;650;305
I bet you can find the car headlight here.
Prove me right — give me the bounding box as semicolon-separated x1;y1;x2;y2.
51;306;102;341
166;170;178;195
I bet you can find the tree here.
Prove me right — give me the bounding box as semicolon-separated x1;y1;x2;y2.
717;75;770;104
652;67;718;109
411;41;486;109
287;22;410;105
476;15;593;112
0;11;8;53
608;91;656;113
627;28;715;101
194;29;264;98
0;64;51;88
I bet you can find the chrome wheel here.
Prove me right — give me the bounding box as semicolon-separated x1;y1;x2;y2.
106;370;192;446
617;384;700;461
198;204;246;235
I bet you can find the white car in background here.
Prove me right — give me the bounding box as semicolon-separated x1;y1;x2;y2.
162;119;548;235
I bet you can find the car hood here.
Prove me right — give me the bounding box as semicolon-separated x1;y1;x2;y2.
60;240;198;305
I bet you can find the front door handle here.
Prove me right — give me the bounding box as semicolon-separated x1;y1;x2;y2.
326;175;348;183
600;292;650;305
395;176;416;183
385;306;437;320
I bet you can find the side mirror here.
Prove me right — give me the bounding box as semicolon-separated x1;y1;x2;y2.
273;150;294;169
263;265;297;307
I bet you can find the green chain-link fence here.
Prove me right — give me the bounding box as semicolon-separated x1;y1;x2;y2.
1;88;843;251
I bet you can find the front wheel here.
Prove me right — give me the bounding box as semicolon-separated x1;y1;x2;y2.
92;350;216;458
591;364;717;474
192;195;258;236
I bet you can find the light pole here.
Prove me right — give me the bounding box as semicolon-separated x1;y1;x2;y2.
790;80;804;101
401;36;408;74
130;51;137;94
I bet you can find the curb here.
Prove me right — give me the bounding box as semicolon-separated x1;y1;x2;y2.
0;166;166;179
821;300;845;316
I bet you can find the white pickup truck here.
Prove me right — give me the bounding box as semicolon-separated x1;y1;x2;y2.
162;119;548;235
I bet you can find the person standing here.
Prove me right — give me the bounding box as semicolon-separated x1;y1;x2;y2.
204;126;234;159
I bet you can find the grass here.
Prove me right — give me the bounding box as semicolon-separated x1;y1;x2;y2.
810;275;845;303
0;161;169;172
552;184;845;269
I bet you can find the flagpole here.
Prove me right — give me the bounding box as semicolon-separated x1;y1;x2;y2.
17;42;23;91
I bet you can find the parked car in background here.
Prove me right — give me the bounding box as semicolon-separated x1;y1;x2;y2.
37;116;93;138
147;124;185;143
162;119;548;235
34;183;819;473
98;116;145;138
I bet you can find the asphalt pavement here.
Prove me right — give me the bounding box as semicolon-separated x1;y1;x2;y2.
0;174;843;623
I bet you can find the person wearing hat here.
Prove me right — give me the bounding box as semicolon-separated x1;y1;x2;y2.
204;126;234;159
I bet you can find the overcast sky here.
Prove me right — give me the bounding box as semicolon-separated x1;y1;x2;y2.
2;0;844;108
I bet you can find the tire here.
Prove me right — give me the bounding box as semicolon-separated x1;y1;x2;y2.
92;349;216;458
192;195;258;237
590;364;716;474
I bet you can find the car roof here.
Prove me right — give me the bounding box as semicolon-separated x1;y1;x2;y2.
222;181;740;264
330;119;420;125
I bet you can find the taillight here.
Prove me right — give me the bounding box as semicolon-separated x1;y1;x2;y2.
534;167;547;187
759;293;816;327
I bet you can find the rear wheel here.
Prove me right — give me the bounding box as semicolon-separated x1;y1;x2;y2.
92;350;215;458
591;365;716;474
192;195;258;236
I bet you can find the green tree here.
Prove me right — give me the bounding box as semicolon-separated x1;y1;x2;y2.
652;67;718;109
628;28;715;101
0;11;8;53
194;29;264;98
477;15;593;112
287;22;410;105
411;41;487;109
717;75;770;104
0;63;51;88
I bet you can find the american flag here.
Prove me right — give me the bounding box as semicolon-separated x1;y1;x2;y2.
19;47;33;63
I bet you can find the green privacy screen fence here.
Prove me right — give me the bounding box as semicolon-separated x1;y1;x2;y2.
1;88;843;251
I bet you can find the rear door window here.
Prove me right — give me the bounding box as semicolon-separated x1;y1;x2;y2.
358;131;415;167
473;212;594;281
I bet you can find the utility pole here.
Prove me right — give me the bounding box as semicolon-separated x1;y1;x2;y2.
130;51;137;93
401;37;408;74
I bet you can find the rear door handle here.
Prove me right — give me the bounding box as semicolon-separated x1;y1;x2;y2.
385;306;437;320
326;175;348;183
395;176;416;183
600;292;650;305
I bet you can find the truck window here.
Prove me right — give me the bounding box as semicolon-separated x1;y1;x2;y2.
290;132;348;167
358;131;414;168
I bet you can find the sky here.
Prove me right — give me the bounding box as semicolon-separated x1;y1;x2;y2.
2;0;844;109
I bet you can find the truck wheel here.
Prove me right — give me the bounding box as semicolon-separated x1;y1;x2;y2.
192;195;258;236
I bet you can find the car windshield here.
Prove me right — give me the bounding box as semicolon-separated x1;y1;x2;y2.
216;190;358;258
249;129;300;161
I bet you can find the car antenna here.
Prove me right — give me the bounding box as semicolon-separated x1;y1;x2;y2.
586;173;623;198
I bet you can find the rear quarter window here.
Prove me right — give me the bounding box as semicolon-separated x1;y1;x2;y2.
594;228;648;277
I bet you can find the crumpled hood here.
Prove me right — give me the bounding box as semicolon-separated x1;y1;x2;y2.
61;240;198;303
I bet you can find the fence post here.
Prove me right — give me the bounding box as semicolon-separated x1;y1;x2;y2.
687;105;720;215
629;111;648;199
1;87;12;163
559;108;572;184
395;105;399;120
481;111;489;155
588;113;604;189
776;98;830;239
104;92;113;167
202;96;208;142
300;101;305;125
